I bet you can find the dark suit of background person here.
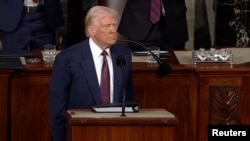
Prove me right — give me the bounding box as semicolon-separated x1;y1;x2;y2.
49;6;134;141
118;0;189;51
0;0;64;50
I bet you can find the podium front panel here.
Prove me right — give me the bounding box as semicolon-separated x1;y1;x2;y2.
66;109;178;141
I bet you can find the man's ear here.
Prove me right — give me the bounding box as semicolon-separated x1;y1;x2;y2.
88;26;96;37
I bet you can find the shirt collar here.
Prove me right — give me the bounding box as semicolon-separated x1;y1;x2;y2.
89;38;110;58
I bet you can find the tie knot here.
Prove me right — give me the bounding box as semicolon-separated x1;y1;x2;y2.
101;50;108;56
33;0;40;3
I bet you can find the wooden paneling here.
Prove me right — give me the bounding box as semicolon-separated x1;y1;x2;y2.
10;71;52;141
0;69;13;141
199;70;250;141
133;67;199;141
2;50;250;141
66;109;178;141
70;124;176;141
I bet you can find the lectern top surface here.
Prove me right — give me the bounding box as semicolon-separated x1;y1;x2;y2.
67;109;175;119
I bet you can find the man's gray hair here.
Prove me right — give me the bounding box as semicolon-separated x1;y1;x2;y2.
85;6;119;37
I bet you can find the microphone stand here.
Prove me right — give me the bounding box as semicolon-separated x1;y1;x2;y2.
116;55;127;116
121;62;126;117
121;67;126;117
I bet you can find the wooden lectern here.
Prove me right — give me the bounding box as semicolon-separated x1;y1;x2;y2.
66;109;179;141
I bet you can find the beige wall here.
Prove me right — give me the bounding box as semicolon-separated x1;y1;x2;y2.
185;0;195;50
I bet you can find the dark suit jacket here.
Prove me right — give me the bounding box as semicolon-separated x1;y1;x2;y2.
118;0;188;44
0;0;64;32
49;39;134;141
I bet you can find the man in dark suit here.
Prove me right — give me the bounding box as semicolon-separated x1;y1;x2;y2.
0;0;64;50
118;0;189;51
49;6;134;141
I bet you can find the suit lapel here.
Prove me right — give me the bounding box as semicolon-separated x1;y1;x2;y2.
78;42;124;104
79;42;102;104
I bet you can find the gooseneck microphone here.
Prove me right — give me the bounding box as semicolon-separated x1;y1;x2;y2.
116;55;127;116
119;40;172;76
116;55;126;71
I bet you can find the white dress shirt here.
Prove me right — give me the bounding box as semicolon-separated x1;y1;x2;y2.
24;0;44;6
89;38;114;103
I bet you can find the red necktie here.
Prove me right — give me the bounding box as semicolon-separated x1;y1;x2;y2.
150;0;161;24
33;0;40;3
100;51;110;104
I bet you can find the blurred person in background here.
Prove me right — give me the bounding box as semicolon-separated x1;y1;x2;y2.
118;0;189;51
0;0;64;50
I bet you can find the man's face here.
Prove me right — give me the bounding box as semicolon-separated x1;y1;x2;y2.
91;15;118;49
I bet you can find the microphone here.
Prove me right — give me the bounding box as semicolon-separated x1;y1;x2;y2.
116;55;127;116
92;56;139;114
119;40;172;76
116;55;126;70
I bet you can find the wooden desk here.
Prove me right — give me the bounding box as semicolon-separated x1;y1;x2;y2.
66;109;178;141
3;49;250;141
